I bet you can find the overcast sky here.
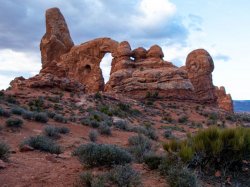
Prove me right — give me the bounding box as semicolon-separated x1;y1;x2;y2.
0;0;249;100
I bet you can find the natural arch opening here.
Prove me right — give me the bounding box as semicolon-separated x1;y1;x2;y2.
83;64;91;75
100;53;112;84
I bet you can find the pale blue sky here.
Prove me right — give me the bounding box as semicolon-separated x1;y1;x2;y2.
0;0;249;99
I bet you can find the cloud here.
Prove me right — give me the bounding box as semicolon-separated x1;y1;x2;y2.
0;49;41;72
0;0;188;52
213;54;231;62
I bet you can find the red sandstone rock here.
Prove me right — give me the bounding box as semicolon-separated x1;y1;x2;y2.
215;86;233;113
40;8;74;75
146;45;164;59
20;145;34;152
9;8;233;112
186;49;217;104
10;74;85;92
132;47;147;62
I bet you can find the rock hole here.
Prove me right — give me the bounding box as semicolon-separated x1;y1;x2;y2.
100;53;112;83
83;64;91;75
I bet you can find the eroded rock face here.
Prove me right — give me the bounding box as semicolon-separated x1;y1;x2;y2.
105;44;195;100
186;49;217;104
40;8;74;74
12;7;233;113
10;74;85;92
215;86;234;113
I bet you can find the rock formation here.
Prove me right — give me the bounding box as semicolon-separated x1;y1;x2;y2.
215;86;234;113
186;49;217;104
40;7;74;75
9;7;233;112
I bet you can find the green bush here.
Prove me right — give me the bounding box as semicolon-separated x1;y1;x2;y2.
113;120;130;131
43;126;60;138
164;129;173;139
159;157;199;187
131;126;158;140
178;115;188;123
22;110;34;120
108;164;141;187
81;110;112;128
163;127;250;175
128;134;152;162
11;107;24;115
98;123;111;135
44;126;70;138
57;126;70;134
28;97;44;112
21;135;62;154
143;153;163;170
0;141;10;161
168;166;199;187
0;107;11;117
46;111;56;118
75;171;106;187
53;114;67;123
73;143;132;167
94;92;102;100
89;130;99;142
5;118;23;128
33;112;48;123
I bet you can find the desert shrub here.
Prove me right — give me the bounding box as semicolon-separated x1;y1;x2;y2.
28;97;44;112
159;157;199;187
178;115;188;123
75;171;106;187
113;119;130;131
21;135;62;154
89;130;99;142
46;110;56;118
53;103;63;111
11;107;24;115
168;166;198;187
131;125;158;140
164;129;173;139
94;92;102;100
143;153;163;170
5;117;23;128
5;95;18;104
163;127;250;176
22;110;34;120
108;164;141;187
98;105;113;116
81;110;112;128
57;126;70;134
0;107;11;117
0;141;10;161
144;126;158;140
162;116;173;123
73;143;132;167
33;112;48;123
128;134;152;162
47;96;60;103
44;126;70;138
43;126;60;138
75;172;95;187
53;114;67;123
98;123;111;135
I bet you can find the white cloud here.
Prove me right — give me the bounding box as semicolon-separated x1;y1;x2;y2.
0;49;41;72
133;0;176;28
0;74;13;89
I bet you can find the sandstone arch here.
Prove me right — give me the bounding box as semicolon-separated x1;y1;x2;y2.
40;8;119;92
